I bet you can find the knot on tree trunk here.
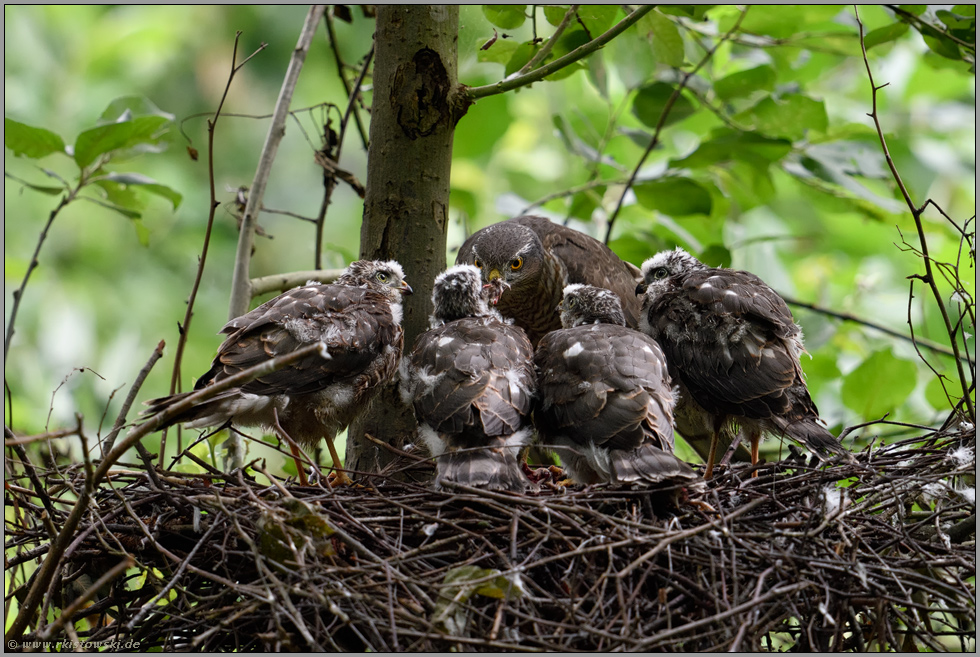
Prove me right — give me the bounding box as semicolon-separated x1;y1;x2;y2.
392;48;451;138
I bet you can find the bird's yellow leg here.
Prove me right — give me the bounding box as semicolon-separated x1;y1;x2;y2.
288;442;310;487
704;415;728;480
324;436;352;487
271;407;310;486
704;431;718;480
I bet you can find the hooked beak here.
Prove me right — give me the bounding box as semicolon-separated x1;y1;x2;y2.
635;282;648;295
399;280;414;296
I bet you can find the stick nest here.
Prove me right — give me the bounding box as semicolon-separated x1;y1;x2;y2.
6;427;976;652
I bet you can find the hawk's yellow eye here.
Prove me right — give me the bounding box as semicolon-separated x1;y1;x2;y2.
510;257;523;270
376;271;389;282
473;258;482;268
653;267;669;280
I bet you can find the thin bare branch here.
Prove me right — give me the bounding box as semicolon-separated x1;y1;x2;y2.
163;33;267;464
517;5;580;77
782;295;966;362
248;268;344;298
4;189;77;360
466;6;654;101
229;5;326;319
854;6;975;421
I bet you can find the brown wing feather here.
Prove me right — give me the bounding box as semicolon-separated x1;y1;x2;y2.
534;324;674;452
406;317;534;442
513;215;642;327
646;269;802;421
197;285;401;397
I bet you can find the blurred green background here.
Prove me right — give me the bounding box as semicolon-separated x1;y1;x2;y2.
4;5;975;472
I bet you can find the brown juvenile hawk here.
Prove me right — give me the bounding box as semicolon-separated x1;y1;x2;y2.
636;248;852;478
533;284;700;488
143;260;412;485
399;265;535;492
455;214;642;345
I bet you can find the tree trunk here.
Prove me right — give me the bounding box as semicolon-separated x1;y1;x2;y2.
346;5;466;476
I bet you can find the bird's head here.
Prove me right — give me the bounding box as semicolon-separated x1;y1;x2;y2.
635;248;705;300
558;284;627;328
430;264;498;325
338;260;413;303
458;222;544;306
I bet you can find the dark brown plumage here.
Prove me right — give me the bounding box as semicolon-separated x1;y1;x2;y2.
637;248;852;478
143;260;412;484
399;265;535;492
455;215;641;345
534;284;700;489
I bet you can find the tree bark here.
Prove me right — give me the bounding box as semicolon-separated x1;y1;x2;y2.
347;5;465;475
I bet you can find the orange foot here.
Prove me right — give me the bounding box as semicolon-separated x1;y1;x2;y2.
325;470;353;487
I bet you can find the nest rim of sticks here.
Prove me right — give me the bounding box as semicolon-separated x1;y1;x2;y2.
5;425;976;652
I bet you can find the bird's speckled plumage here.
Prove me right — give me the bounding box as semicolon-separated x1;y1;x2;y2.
455;215;642;345
400;265;535;492
534;285;700;489
142;260;412;463
637;248;851;474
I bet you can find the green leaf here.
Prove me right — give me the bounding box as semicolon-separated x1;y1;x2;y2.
476;37;519;65
637;10;684;68
545;27;591;80
924;375;955;412
3;172;64;196
96;172;182;209
636;9;684;68
632;82;696;129
736;94;828;141
483;5;526;30
634;177;713;216
4;118;67;159
73;115;171;169
699;244;732;268
671;130;792;169
922;32;962;61
85;196;142;219
897;5;926;16
841;349;918;419
131;218;151;247
803;141;889;179
576;5;619;38
504;41;538;77
713;66;776;101
568;187;603;221
794;146;905;214
98;95;174;125
609;233;665;265
552;115;615;165
658;5;714;21
543;6;569;26
863;22;910;49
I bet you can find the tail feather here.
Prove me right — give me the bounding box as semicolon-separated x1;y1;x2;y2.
775;415;856;462
141;392;196;428
434;448;528;493
609;443;702;488
140;389;255;431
